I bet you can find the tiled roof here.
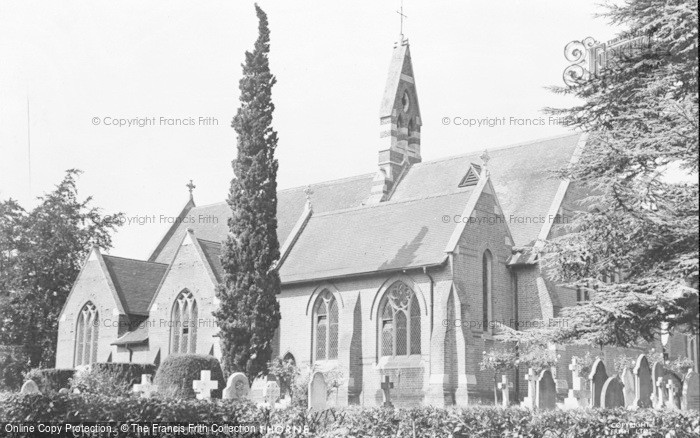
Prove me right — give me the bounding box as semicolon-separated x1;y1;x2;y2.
279;190;474;283
148;133;581;282
150;173;374;264
111;323;148;346
197;238;224;282
101;255;168;315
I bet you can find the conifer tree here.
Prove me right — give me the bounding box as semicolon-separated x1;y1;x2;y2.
541;0;698;349
215;4;281;378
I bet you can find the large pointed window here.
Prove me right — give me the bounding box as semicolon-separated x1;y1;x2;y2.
75;302;99;366
313;290;338;361
482;250;493;333
379;281;421;357
171;290;198;354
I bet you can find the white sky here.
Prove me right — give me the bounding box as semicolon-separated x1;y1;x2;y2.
0;1;619;259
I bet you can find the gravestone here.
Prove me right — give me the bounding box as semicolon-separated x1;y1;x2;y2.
249;376;271;404
620;367;635;408
380;375;394;408
264;380;281;409
665;372;682;409
497;375;510;407
133;374;158;398
223;372;250;400
651;361;665;408
601;376;625;408
192;370;219;400
632;354;652;408
536;369;556;410
308;371;327;411
588;359;608;408
522;368;537;409
681;370;699;411
564;357;589;409
20;380;40;395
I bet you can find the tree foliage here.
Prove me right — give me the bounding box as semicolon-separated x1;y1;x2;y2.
0;169;122;369
541;0;699;347
215;4;281;378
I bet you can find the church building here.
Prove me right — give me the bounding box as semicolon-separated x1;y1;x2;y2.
55;35;696;407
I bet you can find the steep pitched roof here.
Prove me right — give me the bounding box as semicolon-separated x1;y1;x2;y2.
101;255;168;315
147;133;581;282
279;190;474;284
197;238;224;282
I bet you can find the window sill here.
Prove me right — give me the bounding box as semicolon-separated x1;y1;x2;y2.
377;355;424;369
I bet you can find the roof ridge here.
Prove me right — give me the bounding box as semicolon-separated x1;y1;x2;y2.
102;254;168;266
414;132;581;167
312;189;474;218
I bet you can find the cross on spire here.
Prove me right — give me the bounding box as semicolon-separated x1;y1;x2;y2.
397;0;407;37
186;179;196;200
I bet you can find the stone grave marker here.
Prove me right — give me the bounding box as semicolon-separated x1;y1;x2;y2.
264;380;281;409
249;376;269;404
497;375;510;407
632;354;652;408
651;361;665;408
588;359;608;408
536;369;556;410
308;371;327;411
133;374;158;398
20;380;40;395
223;372;250;400
620;367;635;407
665;372;682;409
601;376;625;408
192;370;219;400
681;370;699;411
564;357;589;409
380;375;394;408
522;368;537;409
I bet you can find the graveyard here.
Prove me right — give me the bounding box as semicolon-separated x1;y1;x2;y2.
1;351;698;437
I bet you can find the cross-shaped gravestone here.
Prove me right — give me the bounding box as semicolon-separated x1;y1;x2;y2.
569;358;583;391
133;374;158;398
193;370;219;400
654;377;666;408
522;368;537;409
381;375;394;408
497;375;510;407
666;379;680;409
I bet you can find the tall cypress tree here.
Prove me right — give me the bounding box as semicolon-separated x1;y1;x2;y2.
215;4;281;378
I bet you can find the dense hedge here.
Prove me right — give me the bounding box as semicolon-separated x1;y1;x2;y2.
24;368;75;393
154;354;225;399
0;394;698;438
90;362;156;387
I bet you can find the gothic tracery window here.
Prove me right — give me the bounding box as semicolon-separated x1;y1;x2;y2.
380;281;421;357
313;290;338;361
171;290;198;354
75;302;99;366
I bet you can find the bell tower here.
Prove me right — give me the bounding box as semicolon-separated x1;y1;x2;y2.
369;35;422;203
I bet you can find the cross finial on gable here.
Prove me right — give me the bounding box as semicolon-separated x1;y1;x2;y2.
304;185;314;209
397;0;408;39
480;149;491;167
186;179;196;200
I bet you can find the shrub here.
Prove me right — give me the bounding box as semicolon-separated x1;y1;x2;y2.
267;357;298;399
68;363;156;397
0;355;27;392
90;362;156;387
0;395;698;437
154;354;225;399
24;368;75;393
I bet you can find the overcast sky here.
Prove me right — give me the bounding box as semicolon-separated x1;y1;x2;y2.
0;1;620;259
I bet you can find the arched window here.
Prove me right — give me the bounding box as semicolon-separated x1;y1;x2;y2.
313;290;338;361
482;250;493;332
171;290;197;354
380;281;421;357
75;302;99;366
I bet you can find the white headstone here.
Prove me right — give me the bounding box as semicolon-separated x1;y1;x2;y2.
249;377;268;404
133;374;158;398
588;359;608;408
620;367;635;407
192;370;219;400
681;370;699;411
20;380;40;395
522;368;537;409
665;373;682;409
223;372;250;400
497;374;510;407
308;371;327;411
264;380;281;409
536;369;557;410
